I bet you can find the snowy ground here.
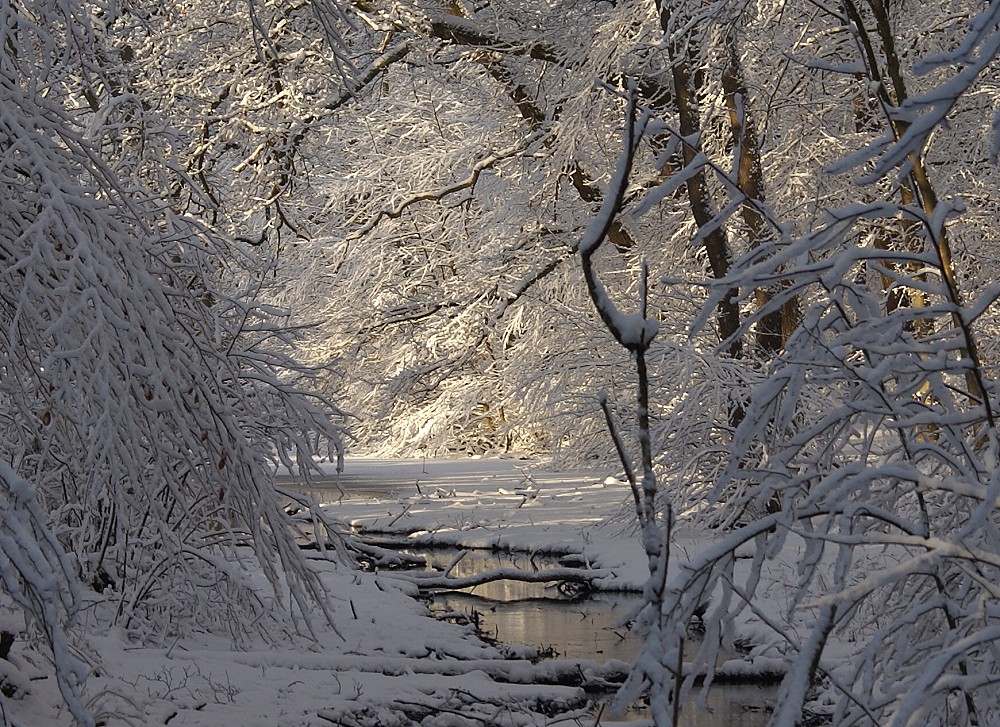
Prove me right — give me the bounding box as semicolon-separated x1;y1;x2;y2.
6;457;800;726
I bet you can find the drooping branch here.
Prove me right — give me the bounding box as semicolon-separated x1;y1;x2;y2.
349;136;542;239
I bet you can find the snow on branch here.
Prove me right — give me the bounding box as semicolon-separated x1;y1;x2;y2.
350;135;543;239
396;565;610;591
579;85;659;352
832;2;1000;180
0;463;91;726
421;9;567;65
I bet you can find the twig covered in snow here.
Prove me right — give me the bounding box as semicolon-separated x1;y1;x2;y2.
576;81;685;725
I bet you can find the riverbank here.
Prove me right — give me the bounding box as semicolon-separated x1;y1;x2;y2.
4;456;797;726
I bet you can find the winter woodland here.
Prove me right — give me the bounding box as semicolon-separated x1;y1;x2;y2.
4;0;1000;724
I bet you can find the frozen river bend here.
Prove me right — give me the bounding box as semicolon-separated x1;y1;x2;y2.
280;456;650;578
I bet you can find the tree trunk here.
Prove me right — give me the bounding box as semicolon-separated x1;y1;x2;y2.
721;32;798;353
656;0;742;361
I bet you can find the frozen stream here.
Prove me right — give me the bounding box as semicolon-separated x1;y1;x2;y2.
287;458;782;725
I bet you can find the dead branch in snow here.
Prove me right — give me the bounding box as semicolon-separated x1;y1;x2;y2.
396;566;610;591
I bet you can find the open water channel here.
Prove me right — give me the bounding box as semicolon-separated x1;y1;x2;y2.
409;549;777;726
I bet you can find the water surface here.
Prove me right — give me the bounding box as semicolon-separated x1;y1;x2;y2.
414;549;776;726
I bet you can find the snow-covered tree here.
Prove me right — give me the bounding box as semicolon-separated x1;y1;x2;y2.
593;1;1000;725
2;0;344;720
260;4;695;456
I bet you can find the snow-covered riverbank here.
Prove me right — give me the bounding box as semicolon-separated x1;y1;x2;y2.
6;457;800;726
309;456;651;589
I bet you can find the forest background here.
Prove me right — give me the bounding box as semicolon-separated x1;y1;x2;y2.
4;0;1000;725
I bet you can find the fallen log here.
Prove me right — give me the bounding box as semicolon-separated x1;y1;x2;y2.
393;565;610;591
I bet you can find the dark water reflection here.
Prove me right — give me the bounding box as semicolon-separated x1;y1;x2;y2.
433;589;639;661
414;549;775;726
